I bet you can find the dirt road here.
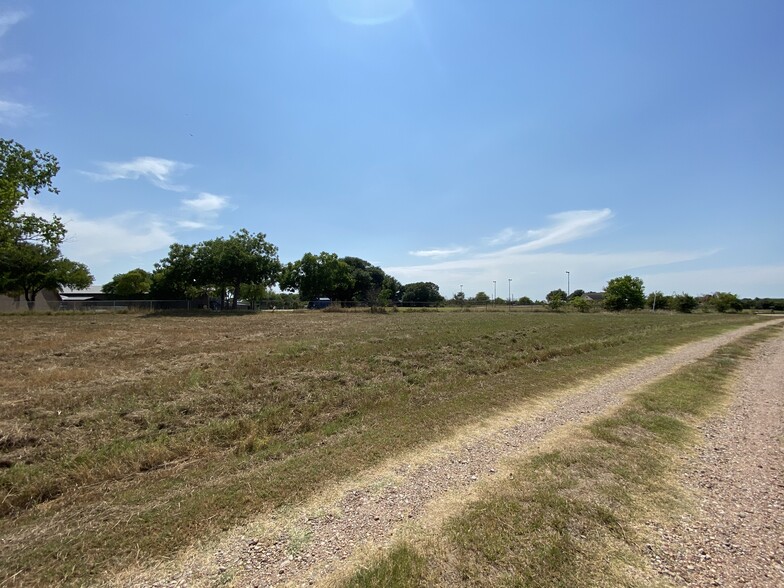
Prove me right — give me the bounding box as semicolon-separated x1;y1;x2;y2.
645;326;784;587
126;320;783;588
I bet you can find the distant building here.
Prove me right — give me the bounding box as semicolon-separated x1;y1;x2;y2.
0;289;61;312
582;291;605;303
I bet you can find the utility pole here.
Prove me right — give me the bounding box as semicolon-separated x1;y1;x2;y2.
566;271;570;298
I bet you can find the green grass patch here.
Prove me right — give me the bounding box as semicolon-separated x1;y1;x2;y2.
343;322;782;587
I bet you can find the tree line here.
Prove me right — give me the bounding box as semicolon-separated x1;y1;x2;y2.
106;242;448;309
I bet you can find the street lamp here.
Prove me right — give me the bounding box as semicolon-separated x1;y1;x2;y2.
493;280;496;305
566;271;570;298
508;278;512;306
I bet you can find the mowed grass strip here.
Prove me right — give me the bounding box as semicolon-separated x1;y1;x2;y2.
0;311;763;585
342;322;782;588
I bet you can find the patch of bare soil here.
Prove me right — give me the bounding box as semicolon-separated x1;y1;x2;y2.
117;321;781;588
645;330;784;587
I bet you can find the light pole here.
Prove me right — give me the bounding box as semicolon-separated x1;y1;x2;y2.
508;278;512;307
566;271;570;298
493;280;496;305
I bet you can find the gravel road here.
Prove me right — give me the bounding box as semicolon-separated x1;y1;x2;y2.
645;327;784;587
129;320;782;588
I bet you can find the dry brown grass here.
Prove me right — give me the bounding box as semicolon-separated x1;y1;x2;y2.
0;310;762;586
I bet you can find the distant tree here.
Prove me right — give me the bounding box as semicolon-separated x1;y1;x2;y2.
603;275;645;311
379;274;402;306
709;291;743;313
102;268;152;298
340;256;386;303
567;289;585;301
671;292;699;313
194;229;280;309
546;289;567;310
239;283;273;309
151;243;197;299
151;230;280;307
570;297;591;313
280;252;354;302
646;291;670;310
518;296;533;305
0;242;92;309
474;291;490;304
450;291;466;306
742;297;784;312
1;139;65;248
401;282;444;306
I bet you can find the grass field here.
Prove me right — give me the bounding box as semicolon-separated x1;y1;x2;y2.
0;310;767;585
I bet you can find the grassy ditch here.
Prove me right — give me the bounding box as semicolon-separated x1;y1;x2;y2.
342;322;782;588
0;311;766;585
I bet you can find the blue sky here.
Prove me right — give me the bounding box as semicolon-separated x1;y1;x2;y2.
3;0;783;299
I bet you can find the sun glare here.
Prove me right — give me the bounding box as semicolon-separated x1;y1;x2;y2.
328;0;414;25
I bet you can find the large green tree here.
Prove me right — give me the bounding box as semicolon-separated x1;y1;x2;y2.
603;275;645;311
102;268;152;298
280;252;354;302
1;140;93;306
194;229;280;309
0;242;92;309
1;138;65;247
340;256;387;303
151;243;197;299
151;230;279;308
400;282;444;306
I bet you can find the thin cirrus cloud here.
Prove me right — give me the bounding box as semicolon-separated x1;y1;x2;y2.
0;55;28;73
0;11;32;123
387;209;720;298
409;246;468;259
0;9;26;38
82;156;192;192
181;192;230;214
412;209;612;261
484;209;614;255
21;201;176;266
0;99;32;125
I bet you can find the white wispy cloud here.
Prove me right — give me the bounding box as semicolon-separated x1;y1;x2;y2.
23;201;175;263
0;11;32;122
409;246;467;259
386;249;718;299
0;99;32;124
83;157;192;192
0;54;28;73
491;209;614;255
485;227;520;246
383;209;732;299
177;220;209;230
0;10;26;38
181;192;229;213
21;200;179;286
